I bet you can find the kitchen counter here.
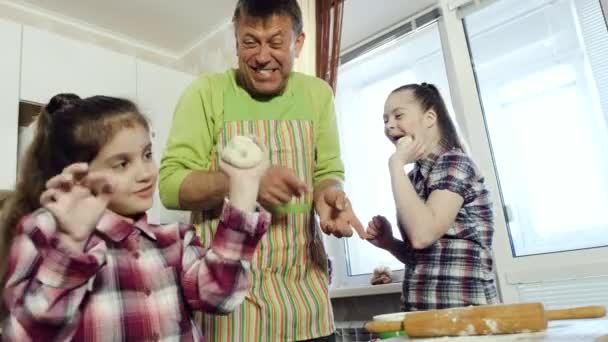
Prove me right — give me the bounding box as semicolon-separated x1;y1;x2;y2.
384;318;608;341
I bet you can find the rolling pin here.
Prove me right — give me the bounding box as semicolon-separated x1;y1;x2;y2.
365;303;606;337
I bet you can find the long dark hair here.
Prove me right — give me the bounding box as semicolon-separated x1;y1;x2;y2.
391;83;462;150
0;94;148;306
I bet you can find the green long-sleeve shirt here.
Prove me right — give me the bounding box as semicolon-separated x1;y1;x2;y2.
159;69;344;209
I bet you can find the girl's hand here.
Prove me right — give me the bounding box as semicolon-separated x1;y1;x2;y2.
366;215;395;249
40;163;114;249
219;137;270;212
389;138;425;167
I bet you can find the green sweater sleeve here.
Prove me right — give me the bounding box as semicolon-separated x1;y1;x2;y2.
159;75;222;209
313;81;345;187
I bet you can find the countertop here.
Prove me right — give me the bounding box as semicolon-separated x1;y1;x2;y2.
384;318;608;341
329;282;402;298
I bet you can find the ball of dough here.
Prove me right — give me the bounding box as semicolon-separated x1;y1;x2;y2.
221;136;264;168
397;136;413;147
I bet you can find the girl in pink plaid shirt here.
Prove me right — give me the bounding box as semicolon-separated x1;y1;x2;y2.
366;83;498;311
0;93;271;341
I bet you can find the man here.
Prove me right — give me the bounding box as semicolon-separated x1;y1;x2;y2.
159;1;365;341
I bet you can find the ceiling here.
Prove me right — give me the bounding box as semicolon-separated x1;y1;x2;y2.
7;0;438;57
10;0;238;55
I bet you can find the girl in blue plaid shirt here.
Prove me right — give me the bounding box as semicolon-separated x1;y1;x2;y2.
366;83;498;311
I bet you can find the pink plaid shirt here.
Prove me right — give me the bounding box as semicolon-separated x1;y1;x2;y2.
2;201;270;341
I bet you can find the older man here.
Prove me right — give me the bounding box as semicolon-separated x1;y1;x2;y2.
159;1;364;341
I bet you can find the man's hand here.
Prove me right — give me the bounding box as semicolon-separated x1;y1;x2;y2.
258;166;309;209
314;185;367;239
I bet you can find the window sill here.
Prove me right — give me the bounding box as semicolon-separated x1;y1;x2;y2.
329;282;402;299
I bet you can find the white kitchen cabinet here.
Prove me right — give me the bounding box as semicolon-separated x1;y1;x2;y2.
20;26;137;105
136;60;194;224
0;18;21;191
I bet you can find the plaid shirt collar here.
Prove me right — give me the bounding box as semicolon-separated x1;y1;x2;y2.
96;210;157;242
415;144;451;179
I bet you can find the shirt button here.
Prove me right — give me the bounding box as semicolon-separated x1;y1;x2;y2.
144;288;151;296
152;333;159;341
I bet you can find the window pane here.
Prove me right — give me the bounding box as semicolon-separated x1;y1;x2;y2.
336;22;456;276
465;0;608;256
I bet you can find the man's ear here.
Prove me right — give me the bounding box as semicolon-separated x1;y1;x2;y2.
294;32;305;58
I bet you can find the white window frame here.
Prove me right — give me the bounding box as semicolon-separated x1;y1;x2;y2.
442;0;608;303
329;0;608;303
328;8;443;293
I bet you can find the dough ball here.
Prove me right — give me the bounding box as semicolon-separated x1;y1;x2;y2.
221;136;263;168
397;136;413;147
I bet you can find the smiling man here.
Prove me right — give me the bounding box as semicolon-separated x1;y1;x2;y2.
159;1;365;341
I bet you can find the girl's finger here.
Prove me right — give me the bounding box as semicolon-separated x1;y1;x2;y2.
43;201;61;219
70;185;93;201
372;216;384;229
367;225;379;238
376;215;391;229
40;188;61;205
62;163;89;181
83;173;115;197
367;220;377;230
46;173;77;191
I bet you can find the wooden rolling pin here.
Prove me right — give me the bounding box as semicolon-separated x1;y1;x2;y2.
365;303;606;337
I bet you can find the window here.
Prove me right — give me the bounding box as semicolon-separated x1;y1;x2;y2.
334;22;456;278
465;0;608;256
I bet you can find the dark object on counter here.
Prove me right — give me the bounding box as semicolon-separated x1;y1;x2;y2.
370;266;392;285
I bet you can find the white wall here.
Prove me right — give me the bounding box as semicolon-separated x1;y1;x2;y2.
20;26;137;104
0;17;195;224
136;60;194;224
0;18;21;191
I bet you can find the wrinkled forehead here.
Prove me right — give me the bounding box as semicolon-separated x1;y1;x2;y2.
235;13;295;37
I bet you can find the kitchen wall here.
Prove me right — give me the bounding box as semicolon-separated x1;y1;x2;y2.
178;21;237;75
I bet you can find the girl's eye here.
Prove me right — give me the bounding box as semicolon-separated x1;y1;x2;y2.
395;113;403;119
113;160;128;169
144;151;153;160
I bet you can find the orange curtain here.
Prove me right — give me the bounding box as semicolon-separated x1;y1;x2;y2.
316;0;345;92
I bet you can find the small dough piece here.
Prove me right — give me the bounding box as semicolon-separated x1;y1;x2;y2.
397;136;413;147
221;135;263;168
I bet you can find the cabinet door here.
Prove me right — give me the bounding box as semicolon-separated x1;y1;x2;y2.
136;60;194;224
20;26;136;104
0;19;21;191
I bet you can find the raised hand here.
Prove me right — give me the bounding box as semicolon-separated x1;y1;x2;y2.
389;137;425;167
219;137;271;212
40;163;114;250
